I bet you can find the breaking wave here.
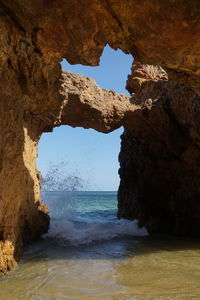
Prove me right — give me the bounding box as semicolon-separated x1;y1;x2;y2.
42;191;148;245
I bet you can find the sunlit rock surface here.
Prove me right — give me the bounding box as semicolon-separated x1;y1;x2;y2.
0;0;200;273
59;71;138;132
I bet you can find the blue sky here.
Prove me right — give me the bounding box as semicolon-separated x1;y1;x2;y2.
37;46;132;191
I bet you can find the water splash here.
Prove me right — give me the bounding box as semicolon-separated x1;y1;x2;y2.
41;161;84;192
42;191;148;245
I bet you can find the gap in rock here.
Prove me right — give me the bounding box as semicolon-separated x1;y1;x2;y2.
36;45;139;246
37;45;132;192
62;45;132;95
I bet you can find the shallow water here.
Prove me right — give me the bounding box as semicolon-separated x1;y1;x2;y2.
0;192;200;300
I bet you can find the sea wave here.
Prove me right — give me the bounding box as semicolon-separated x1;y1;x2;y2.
42;191;148;245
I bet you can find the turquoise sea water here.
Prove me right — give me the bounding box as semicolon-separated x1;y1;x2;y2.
45;191;147;244
1;191;200;300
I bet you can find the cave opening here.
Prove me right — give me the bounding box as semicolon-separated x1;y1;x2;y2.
36;45;133;242
38;45;132;191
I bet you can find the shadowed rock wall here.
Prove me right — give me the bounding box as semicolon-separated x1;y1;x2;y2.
118;63;200;236
0;0;200;273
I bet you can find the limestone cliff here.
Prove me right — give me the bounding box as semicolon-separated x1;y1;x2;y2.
118;63;200;236
0;0;200;273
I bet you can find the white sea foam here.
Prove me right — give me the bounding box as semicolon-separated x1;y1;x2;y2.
42;191;148;245
47;217;148;245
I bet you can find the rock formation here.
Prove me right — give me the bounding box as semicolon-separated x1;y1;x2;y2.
0;0;200;273
118;63;200;236
59;71;137;133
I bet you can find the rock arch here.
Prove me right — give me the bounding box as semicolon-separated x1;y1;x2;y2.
0;0;200;273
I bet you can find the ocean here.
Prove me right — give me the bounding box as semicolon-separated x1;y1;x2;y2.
46;191;147;244
0;191;200;300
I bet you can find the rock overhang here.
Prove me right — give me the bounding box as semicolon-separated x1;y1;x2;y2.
0;0;200;274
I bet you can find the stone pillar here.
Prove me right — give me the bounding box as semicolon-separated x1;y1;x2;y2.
118;63;200;236
1;86;50;273
0;15;52;273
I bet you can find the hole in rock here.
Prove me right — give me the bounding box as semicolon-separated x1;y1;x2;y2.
38;45;133;191
36;46;146;245
62;45;132;94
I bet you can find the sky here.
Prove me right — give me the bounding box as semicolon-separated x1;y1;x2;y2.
37;46;133;191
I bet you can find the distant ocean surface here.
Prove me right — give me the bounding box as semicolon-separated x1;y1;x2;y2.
1;191;200;300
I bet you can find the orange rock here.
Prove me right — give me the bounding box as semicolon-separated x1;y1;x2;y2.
0;0;200;273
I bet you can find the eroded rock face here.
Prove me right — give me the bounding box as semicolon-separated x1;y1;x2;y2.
0;0;200;273
118;63;200;236
59;71;138;132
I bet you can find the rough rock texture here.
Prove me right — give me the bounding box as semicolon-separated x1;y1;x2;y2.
1;0;200;89
0;53;136;273
59;71;138;132
118;63;200;236
0;0;200;273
